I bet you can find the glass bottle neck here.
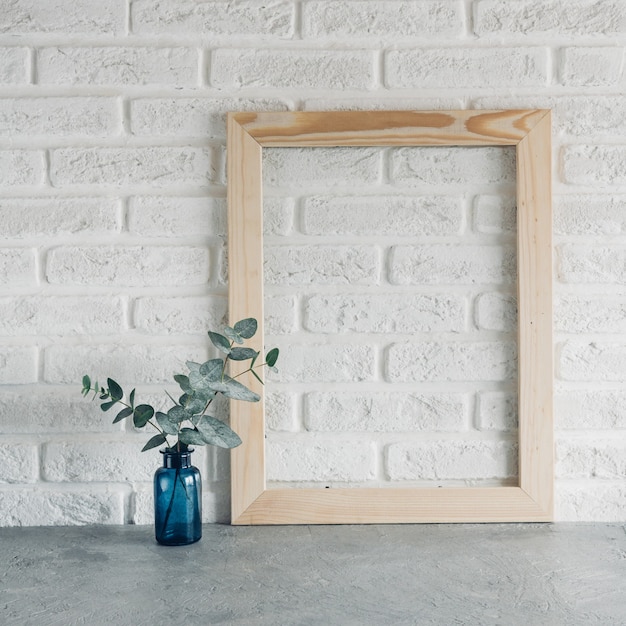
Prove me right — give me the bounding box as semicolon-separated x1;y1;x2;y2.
161;450;193;469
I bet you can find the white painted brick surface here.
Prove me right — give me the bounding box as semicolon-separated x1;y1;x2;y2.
474;1;626;36
304;392;468;433
211;49;376;90
386;341;517;382
267;437;377;483
302;195;462;236
38;47;199;86
50;147;214;188
131;0;295;36
304;293;466;334
0;444;38;483
0;48;29;84
0;197;120;239
385;440;517;481
0;0;624;525
303;1;463;39
0;0;124;34
46;246;210;287
389;245;516;285
0;487;125;527
386;48;548;88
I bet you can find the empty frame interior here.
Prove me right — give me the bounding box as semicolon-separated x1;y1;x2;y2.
227;110;553;524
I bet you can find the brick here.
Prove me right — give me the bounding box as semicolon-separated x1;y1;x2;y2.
264;147;382;189
43;441;158;482
38;47;198;86
266;436;376;482
304;391;468;432
128;196;224;237
390;146;516;186
385;440;517;480
474;292;517;332
130;97;291;138
0;444;38;483
265;295;297;335
475;0;626;36
264;198;295;236
559;341;626;381
0;346;37;384
0;150;44;187
0;389;122;434
385;48;548;88
389;245;516;285
0;98;120;137
473;195;516;234
270;343;375;383
556;482;626;522
0;0;124;34
555;295;626;334
0;296;125;335
0;47;29;84
303;293;467;334
562;145;626;189
476;391;518;431
0;486;125;526
46;246;210;287
555;195;626;235
133;296;227;334
386;341;517;382
43;344;209;385
0;249;37;286
0;197;120;239
559;47;623;86
556;390;626;430
302;195;462;236
556;439;626;479
211;49;376;89
132;0;294;36
303;1;463;38
557;244;625;284
50;147;214;188
265;245;379;286
266;391;297;432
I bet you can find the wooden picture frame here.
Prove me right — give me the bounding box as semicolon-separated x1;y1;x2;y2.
227;110;553;524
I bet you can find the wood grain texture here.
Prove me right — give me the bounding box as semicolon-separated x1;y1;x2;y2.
227;110;553;525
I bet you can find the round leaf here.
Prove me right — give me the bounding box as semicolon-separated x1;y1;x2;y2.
265;348;279;367
156;411;179;435
199;359;224;381
234;318;257;339
197;415;242;449
107;378;123;402
178;428;206;446
229;347;259;362
208;331;231;355
113;406;133;423
141;433;167;452
223;326;244;344
133;404;154;428
167;405;191;424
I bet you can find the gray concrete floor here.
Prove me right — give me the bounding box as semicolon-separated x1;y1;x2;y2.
1;523;625;625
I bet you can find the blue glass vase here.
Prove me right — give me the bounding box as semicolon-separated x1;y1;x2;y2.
154;448;202;546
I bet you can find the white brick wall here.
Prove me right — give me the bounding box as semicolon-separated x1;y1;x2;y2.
0;0;624;526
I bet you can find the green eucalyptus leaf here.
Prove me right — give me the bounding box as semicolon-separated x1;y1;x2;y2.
196;415;242;449
100;400;116;412
174;374;191;392
178;428;206;446
129;389;136;409
82;375;91;393
208;377;260;402
223;326;244;344
208;331;231;355
107;378;123;402
234;318;257;339
229;347;259;362
133;404;154;428
113;406;133;423
199;359;224;381
251;368;264;385
265;348;279;367
186;361;202;374
167;405;191;424
181;395;206;415
156;411;178;435
142;433;167;452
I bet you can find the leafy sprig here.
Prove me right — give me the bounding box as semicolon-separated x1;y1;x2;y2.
81;318;278;452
